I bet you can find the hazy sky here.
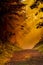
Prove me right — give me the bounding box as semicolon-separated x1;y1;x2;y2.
15;0;43;49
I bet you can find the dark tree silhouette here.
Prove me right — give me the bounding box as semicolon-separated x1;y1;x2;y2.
0;0;26;43
30;0;43;9
36;22;43;28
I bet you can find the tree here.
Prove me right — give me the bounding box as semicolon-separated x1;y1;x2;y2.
0;0;26;43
